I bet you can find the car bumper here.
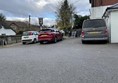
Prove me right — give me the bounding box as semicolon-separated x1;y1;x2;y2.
39;38;54;42
81;37;108;41
22;39;33;43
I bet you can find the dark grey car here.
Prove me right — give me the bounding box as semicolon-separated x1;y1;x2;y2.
81;19;109;44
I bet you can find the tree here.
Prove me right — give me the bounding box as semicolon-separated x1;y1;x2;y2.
56;0;75;30
73;14;89;29
0;13;6;25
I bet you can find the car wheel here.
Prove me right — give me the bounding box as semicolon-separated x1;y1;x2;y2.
33;39;37;44
104;40;108;44
82;40;86;44
61;37;64;41
54;37;57;43
22;42;26;45
39;41;44;44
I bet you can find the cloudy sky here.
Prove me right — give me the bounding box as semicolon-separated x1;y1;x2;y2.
0;0;90;26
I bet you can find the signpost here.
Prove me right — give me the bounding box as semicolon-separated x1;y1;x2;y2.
38;18;43;30
38;18;43;26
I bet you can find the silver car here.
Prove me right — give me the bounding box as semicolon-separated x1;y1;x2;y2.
81;19;109;44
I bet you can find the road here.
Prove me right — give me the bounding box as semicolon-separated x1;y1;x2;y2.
0;38;118;83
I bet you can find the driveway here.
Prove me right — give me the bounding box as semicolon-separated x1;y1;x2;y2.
0;38;118;83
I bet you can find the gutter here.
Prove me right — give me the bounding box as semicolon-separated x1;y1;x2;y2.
102;7;118;18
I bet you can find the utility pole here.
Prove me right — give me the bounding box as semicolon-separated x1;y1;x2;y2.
29;15;31;30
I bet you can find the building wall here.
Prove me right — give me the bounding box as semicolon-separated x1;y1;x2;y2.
102;0;118;6
10;24;18;31
90;0;118;19
90;5;110;19
110;11;118;43
90;0;118;7
104;14;111;42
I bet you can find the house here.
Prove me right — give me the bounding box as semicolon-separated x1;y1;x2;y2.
103;3;118;43
6;21;40;34
6;21;29;33
0;24;16;35
89;0;118;19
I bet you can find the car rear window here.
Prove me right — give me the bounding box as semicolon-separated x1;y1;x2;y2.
83;19;106;28
23;32;33;36
40;29;54;32
41;29;51;31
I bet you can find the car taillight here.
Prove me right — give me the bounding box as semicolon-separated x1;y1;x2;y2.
104;28;108;35
81;31;85;38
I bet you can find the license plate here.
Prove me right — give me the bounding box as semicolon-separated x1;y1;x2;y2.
24;37;29;38
88;32;101;34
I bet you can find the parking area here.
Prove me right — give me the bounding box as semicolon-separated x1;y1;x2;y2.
0;38;118;83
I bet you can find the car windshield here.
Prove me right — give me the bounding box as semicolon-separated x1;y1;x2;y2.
23;32;33;36
83;19;106;28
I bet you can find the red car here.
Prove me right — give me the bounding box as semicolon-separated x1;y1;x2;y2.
38;28;63;44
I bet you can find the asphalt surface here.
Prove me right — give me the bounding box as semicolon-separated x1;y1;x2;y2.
0;38;118;83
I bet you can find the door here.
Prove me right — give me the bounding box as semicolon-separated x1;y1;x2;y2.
111;11;118;43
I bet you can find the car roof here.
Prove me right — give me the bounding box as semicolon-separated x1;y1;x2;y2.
24;31;38;32
85;19;104;21
41;28;59;31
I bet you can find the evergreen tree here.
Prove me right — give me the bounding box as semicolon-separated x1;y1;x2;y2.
0;13;6;25
56;0;75;30
73;14;90;29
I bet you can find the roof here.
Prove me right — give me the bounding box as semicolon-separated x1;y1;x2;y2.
6;21;28;28
103;3;118;18
0;22;13;29
106;3;118;10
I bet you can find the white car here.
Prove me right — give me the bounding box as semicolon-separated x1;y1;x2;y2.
22;31;39;44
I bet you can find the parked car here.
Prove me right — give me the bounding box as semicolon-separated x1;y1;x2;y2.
21;31;39;44
60;30;65;36
81;19;109;44
38;28;63;44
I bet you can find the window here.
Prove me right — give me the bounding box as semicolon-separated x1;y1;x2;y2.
83;19;106;28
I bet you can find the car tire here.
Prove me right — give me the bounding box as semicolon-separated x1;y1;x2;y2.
104;40;108;44
33;39;37;44
39;41;44;44
22;42;26;45
82;40;86;44
60;37;63;41
54;37;57;43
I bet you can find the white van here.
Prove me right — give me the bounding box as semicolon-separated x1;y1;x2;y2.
21;31;39;44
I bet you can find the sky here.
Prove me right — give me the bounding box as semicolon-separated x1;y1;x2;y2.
0;0;90;26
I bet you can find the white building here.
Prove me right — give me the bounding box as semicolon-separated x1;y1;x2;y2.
90;6;110;19
89;0;118;19
103;4;118;43
89;0;118;43
0;25;16;36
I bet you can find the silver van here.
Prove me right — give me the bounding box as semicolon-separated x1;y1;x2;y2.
81;19;109;44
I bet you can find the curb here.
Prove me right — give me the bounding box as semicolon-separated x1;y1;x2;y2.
0;42;21;48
